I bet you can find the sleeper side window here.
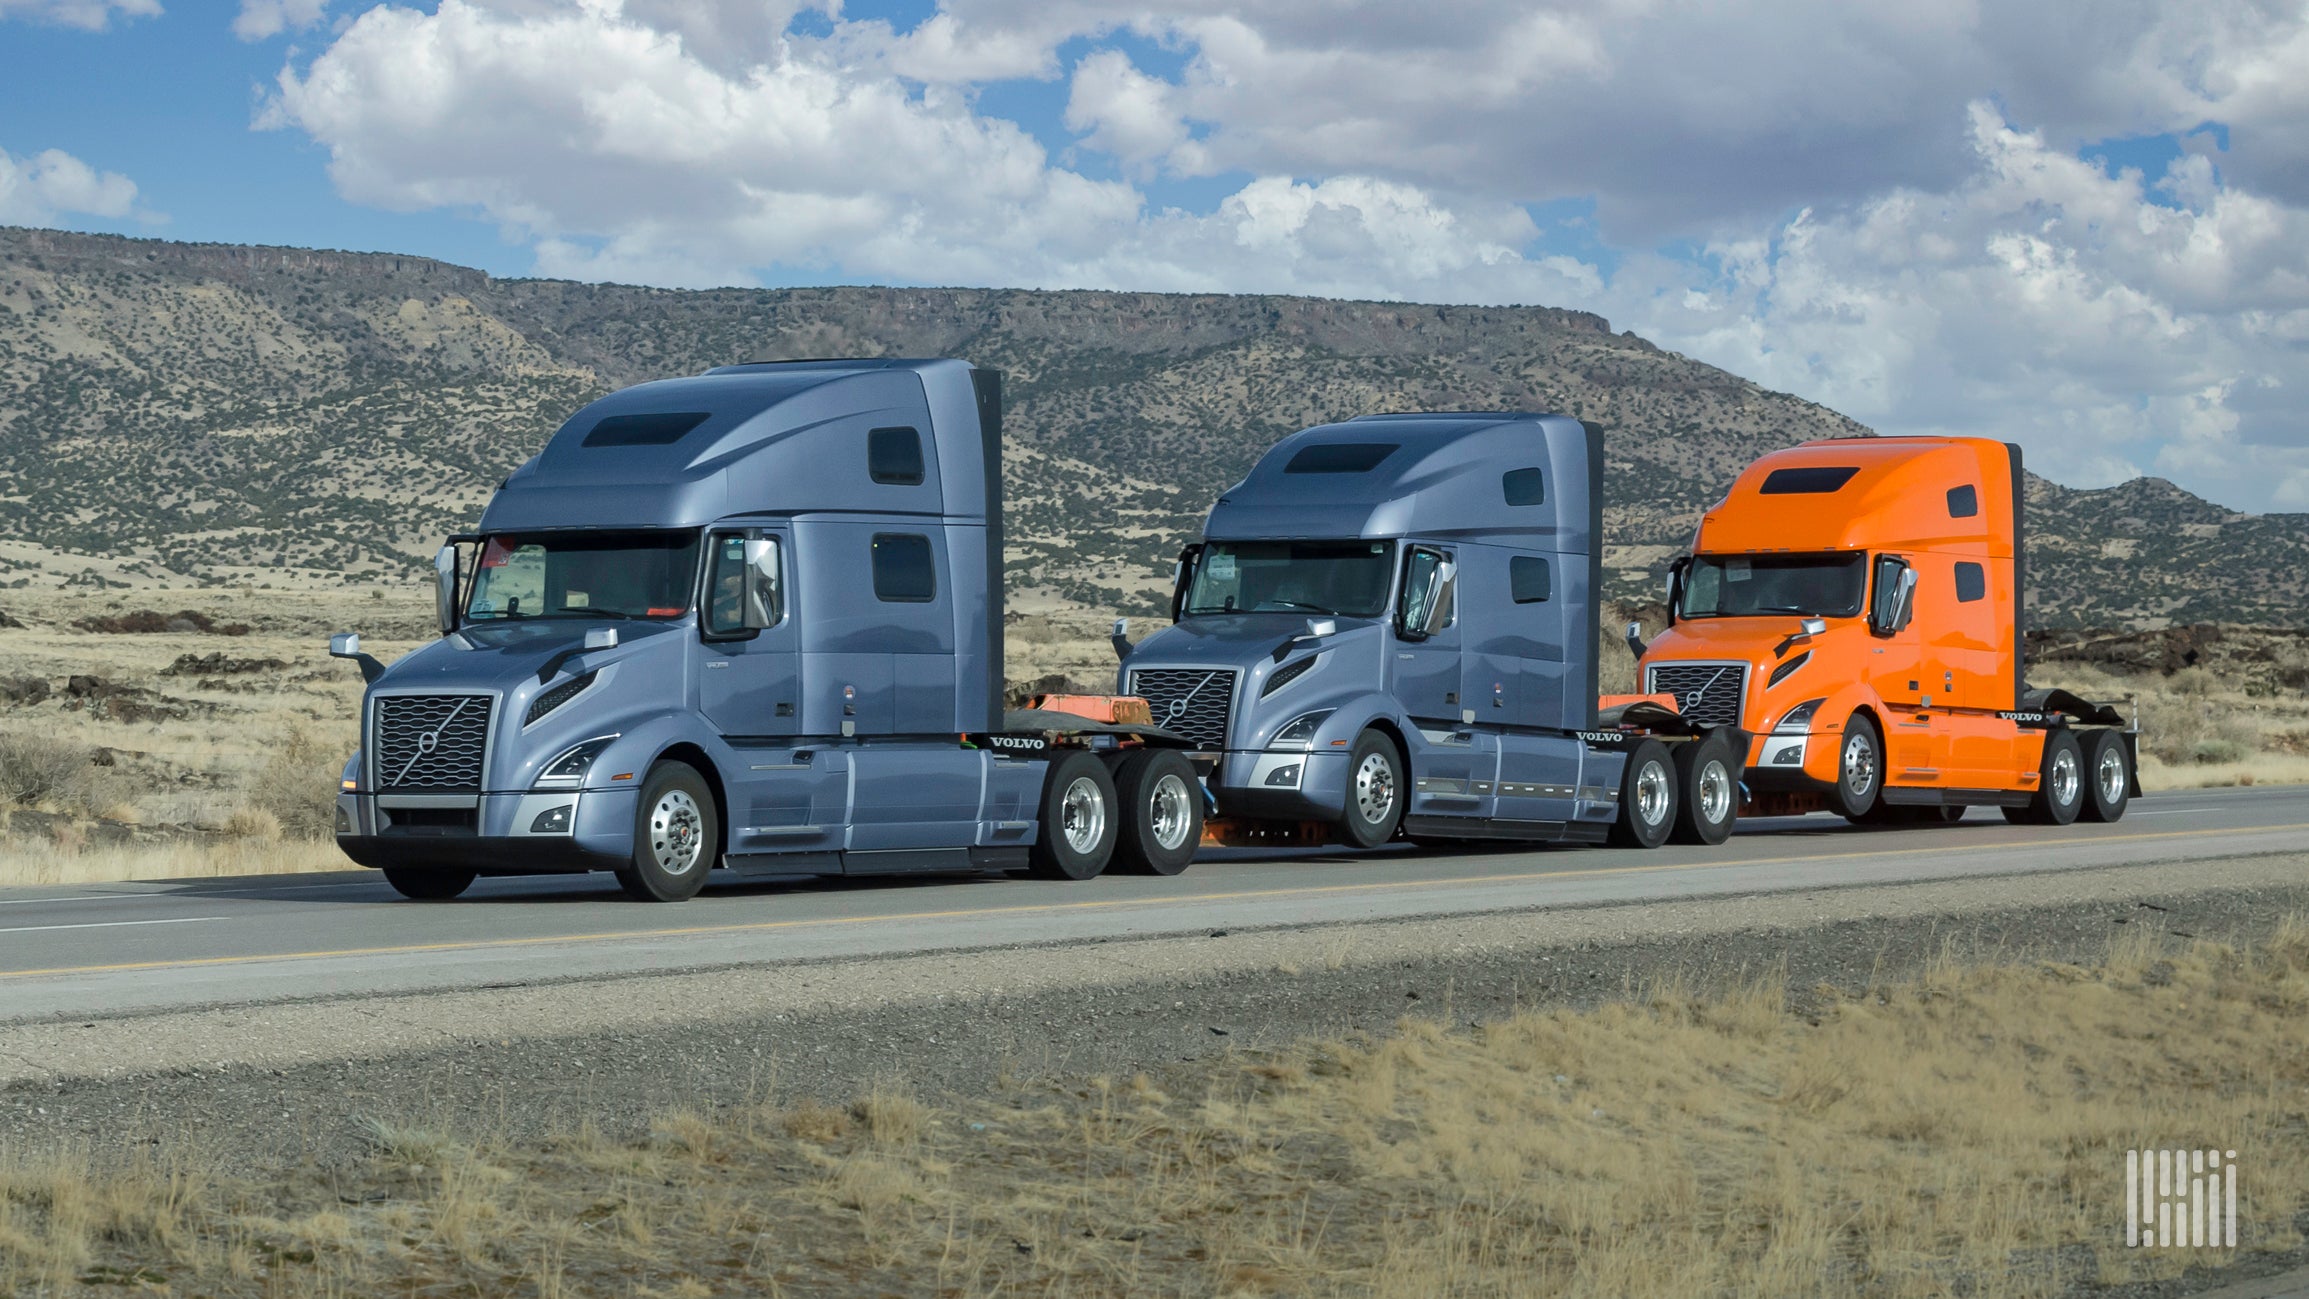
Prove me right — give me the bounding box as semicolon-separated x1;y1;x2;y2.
1946;485;1980;518
871;533;936;602
1503;468;1545;506
1954;561;1987;603
868;427;926;485
1510;556;1552;603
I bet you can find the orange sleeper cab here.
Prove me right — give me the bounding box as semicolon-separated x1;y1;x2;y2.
1635;436;2136;826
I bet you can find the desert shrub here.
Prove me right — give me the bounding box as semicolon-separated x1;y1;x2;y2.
0;731;89;806
242;723;342;840
2190;739;2248;765
0;730;117;814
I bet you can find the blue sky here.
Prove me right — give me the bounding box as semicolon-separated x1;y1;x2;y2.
2;0;2304;513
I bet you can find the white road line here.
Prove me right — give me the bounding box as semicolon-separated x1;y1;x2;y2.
0;916;227;935
2127;809;2202;816
0;894;132;906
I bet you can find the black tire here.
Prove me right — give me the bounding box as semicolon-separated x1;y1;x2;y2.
1607;739;1676;849
1337;730;1405;849
381;866;475;900
1028;751;1119;880
1111;749;1204;876
2081;730;2132;823
617;761;716;902
1832;714;1885;823
1668;734;1738;846
2024;730;2086;826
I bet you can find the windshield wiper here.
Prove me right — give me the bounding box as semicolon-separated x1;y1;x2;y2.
1752;605;1819;615
1257;599;1329;613
554;606;639;619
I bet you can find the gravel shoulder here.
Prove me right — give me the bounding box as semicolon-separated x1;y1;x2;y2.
4;851;2306;1170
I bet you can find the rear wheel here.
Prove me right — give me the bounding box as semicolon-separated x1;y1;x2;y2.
1669;734;1738;846
1111;749;1203;875
382;867;475;900
1337;731;1405;849
1608;739;1676;849
617;762;716;902
2081;730;2132;823
1833;715;1884;823
1028;751;1119;880
2021;730;2086;826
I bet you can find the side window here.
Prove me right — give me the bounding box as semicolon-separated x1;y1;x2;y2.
1398;546;1455;635
868;427;925;485
1946;484;1979;518
1503;467;1545;506
1954;561;1986;603
1510;555;1552;603
704;532;782;635
871;533;936;602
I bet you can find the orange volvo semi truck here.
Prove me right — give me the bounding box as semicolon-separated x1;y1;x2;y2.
1631;435;2139;826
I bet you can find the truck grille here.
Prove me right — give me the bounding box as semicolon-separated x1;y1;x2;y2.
1646;662;1748;729
1129;668;1238;750
373;694;493;790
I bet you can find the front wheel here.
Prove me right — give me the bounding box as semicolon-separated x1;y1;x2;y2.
617;762;717;902
1028;751;1119;880
1111;749;1204;875
1608;739;1676;849
1337;731;1405;849
1669;734;1738;845
2081;730;2132;823
1833;715;1884;823
382;866;475;900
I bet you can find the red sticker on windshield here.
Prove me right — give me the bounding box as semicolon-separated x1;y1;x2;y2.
479;537;516;569
646;607;683;617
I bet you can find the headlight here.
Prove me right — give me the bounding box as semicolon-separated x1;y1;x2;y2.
1271;709;1334;749
1774;699;1824;734
535;734;619;787
1767;651;1811;688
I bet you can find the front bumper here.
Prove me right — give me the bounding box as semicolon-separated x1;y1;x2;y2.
1742;730;1841;794
1209;749;1350;820
335;787;637;873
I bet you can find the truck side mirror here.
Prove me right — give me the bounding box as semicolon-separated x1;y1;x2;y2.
433;545;460;635
329;632;385;684
1624;621;1648;659
1111;618;1133;662
584;628;619;651
1665;556;1689;625
1801;616;1828;637
1870;557;1915;637
741;537;782;629
1169;543;1204;623
1418;561;1457;637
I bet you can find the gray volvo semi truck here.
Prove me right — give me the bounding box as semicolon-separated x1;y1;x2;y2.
330;358;1204;901
1119;413;1745;851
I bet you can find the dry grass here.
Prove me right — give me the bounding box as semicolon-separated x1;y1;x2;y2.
7;923;2306;1296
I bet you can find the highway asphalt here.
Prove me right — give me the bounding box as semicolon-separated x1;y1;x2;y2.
2;784;2304;1022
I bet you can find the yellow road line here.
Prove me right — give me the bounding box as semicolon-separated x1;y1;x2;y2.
6;821;2306;982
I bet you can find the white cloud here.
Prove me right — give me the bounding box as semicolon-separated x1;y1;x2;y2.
0;0;158;29
233;0;327;41
0;146;151;225
263;0;2309;511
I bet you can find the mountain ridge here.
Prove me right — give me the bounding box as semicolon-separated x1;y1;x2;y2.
1;225;2300;629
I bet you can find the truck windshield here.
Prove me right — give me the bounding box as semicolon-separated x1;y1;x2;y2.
1679;553;1866;619
465;530;703;621
1183;540;1395;617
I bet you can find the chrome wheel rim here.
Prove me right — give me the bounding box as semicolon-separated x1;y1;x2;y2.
1147;772;1193;852
2052;745;2081;808
2097;743;2126;804
648;789;705;875
1635;759;1671;827
1061;776;1107;855
1843;732;1876;799
1696;759;1733;825
1354;751;1396;826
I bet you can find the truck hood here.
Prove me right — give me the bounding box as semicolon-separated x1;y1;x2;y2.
375;618;688;693
1126;613;1385;674
1641;617;1847;726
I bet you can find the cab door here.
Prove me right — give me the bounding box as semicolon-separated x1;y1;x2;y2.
1864;553;1946;786
699;529;800;738
1390;544;1462;725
